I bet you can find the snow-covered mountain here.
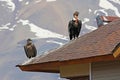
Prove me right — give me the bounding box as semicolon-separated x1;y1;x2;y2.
0;0;120;80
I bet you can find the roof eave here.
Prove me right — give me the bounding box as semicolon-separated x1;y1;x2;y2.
16;61;60;73
17;54;120;73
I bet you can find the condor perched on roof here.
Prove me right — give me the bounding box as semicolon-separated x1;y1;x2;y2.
24;39;37;59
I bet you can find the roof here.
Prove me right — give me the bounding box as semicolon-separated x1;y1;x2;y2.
17;19;120;73
101;16;120;22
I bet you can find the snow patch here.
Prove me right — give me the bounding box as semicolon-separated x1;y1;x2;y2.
0;23;16;31
94;9;108;16
25;1;29;5
35;0;42;3
85;25;97;31
47;40;64;46
89;9;92;13
1;0;15;11
18;19;67;40
17;20;29;25
83;18;90;24
82;18;97;31
0;26;9;31
9;25;16;31
0;23;10;31
99;0;120;17
19;0;23;2
109;0;120;5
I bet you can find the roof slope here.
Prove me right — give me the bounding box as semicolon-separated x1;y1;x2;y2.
18;19;120;66
26;19;120;64
17;19;120;73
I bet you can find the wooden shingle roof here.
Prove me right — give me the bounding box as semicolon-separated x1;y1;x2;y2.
17;19;120;73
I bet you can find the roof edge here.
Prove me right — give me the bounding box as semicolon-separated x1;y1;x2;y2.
17;54;120;73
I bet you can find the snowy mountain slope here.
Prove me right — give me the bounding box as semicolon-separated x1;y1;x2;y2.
0;0;120;80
